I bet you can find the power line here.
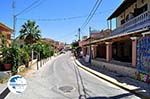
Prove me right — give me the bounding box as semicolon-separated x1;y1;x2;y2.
19;0;46;16
12;0;45;39
81;0;99;29
17;9;112;22
16;0;41;16
81;0;102;30
82;0;102;30
16;7;113;22
17;15;87;21
80;0;102;30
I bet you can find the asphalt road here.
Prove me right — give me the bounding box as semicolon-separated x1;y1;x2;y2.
6;51;140;99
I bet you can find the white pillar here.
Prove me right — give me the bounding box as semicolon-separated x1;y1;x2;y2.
32;49;34;61
105;42;112;62
130;37;139;67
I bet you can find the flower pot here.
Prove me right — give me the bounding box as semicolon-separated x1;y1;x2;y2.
4;64;12;70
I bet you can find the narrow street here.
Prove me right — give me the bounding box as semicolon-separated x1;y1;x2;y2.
6;52;140;99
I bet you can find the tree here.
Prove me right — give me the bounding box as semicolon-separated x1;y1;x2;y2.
32;41;54;59
71;41;79;49
19;20;41;45
71;41;80;57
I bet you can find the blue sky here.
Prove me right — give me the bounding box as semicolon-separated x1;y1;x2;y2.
1;0;123;43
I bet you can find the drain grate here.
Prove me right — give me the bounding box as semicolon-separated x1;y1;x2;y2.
58;86;74;93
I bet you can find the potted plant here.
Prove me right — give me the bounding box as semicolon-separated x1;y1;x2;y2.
0;33;12;70
2;44;21;75
2;47;13;70
3;62;12;70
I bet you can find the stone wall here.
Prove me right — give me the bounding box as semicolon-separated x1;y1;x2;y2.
92;59;138;78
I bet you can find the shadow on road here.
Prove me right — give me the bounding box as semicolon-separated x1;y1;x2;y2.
86;93;134;99
77;58;150;98
0;87;10;99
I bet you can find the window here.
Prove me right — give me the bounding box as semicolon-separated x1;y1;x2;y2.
121;19;125;25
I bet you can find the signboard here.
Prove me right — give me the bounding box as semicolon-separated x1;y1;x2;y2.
137;36;150;74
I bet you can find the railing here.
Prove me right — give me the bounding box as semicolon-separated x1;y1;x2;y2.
111;11;150;36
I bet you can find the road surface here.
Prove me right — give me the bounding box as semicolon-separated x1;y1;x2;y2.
6;51;140;99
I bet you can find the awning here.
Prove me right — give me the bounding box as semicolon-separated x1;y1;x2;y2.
107;0;137;20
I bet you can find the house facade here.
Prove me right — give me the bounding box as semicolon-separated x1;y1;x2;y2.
106;0;150;65
106;0;150;83
0;22;12;47
0;22;12;59
79;29;111;62
79;0;150;83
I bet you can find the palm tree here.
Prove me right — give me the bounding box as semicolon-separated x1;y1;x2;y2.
19;20;41;45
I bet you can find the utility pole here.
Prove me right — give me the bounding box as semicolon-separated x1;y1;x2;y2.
89;27;92;64
13;16;16;39
78;28;81;41
12;0;16;39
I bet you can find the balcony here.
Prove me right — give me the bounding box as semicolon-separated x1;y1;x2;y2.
111;11;150;36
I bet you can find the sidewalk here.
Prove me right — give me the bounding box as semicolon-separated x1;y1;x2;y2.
74;58;150;99
19;57;55;77
0;72;10;82
0;72;10;93
0;57;54;93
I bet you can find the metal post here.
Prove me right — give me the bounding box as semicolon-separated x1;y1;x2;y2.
37;55;39;70
39;52;42;67
116;18;117;28
78;28;81;41
13;15;16;39
31;49;34;61
107;20;109;29
110;20;112;30
89;27;92;64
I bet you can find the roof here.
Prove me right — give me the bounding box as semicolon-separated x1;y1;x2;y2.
107;0;137;20
83;37;91;41
0;22;13;32
90;29;111;39
91;28;149;45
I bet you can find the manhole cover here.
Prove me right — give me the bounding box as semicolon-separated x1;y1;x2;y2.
58;86;74;93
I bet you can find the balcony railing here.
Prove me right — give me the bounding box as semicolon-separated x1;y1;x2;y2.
111;11;150;36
